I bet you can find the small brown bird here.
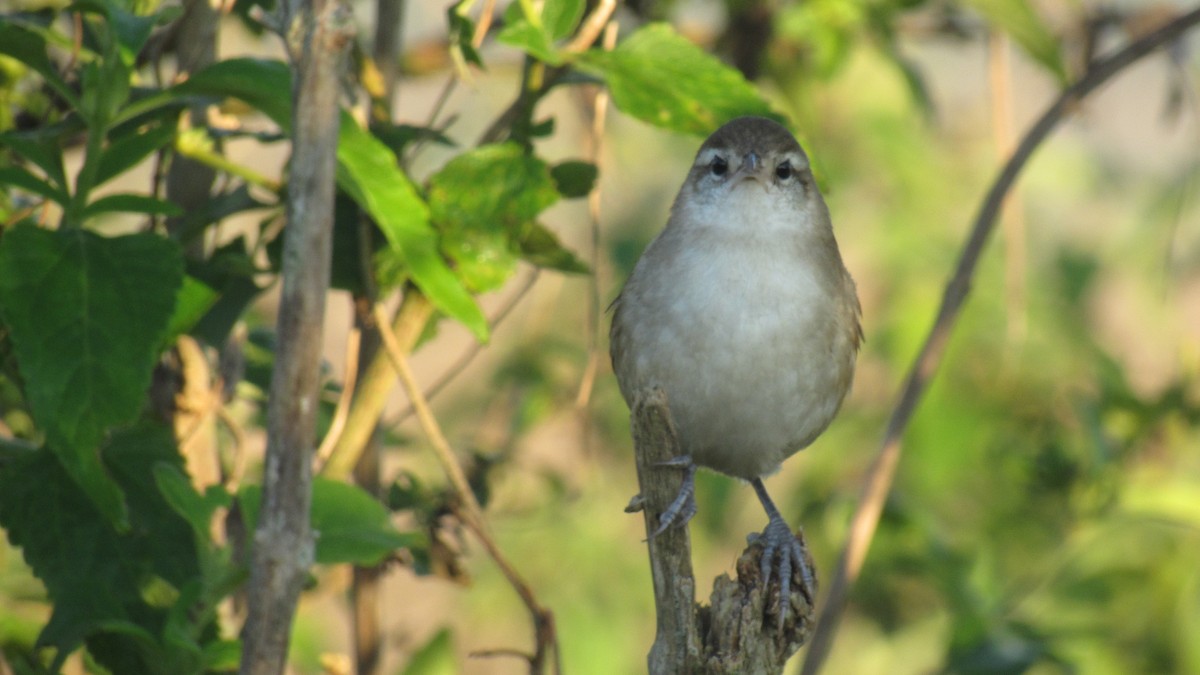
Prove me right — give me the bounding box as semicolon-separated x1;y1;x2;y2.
610;116;862;615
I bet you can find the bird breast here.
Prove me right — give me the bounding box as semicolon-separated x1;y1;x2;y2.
612;214;857;480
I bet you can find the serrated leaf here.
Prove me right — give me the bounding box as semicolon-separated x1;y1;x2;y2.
153;464;230;539
336;114;488;340
577;23;782;136
177;61;488;339
239;478;425;566
96;122;176;187
518;221;588;274
427;143;560;292
550;160;597;198
0;425;203;672
0;225;184;527
964;0;1066;83
84;193;184;219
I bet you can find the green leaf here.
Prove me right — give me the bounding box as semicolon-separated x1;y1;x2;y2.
576;23;782;136
83;193;184;219
99;0;161;66
550;160;597;198
201;639;242;671
400;628;457;675
0;225;184;528
95;122;176;187
0;425;204;672
963;0;1066;83
427;143;559;292
0;130;69;189
518;221;589;274
78;53;131;131
0;166;68;205
0;23;79;109
496;0;562;65
498;26;560;65
175;58;293;130
336;114;488;340
447;1;483;68
164;275;220;342
178;60;489;340
152;464;230;540
544;0;585;41
239;478;425;566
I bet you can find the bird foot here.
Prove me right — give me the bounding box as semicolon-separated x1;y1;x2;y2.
748;515;815;627
646;456;698;540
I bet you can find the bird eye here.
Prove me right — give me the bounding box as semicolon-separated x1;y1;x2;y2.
710;156;728;177
775;161;793;180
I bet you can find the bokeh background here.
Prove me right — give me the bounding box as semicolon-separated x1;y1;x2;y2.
3;1;1200;674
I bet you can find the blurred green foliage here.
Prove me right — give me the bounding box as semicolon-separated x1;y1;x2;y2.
1;0;1198;674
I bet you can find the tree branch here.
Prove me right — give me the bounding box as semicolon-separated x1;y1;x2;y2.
801;7;1200;674
631;389;814;674
371;302;560;674
238;0;353;672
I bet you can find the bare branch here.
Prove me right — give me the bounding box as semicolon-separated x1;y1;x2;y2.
563;0;617;54
371;302;560;674
238;0;354;672
631;390;814;674
574;20;618;414
801;7;1200;674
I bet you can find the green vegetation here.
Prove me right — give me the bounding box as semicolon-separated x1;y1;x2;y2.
1;0;1198;673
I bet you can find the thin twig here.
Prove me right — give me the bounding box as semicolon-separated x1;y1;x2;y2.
371;303;482;514
574;21;618;415
371;302;559;674
314;327;362;468
987;31;1027;346
471;0;497;48
801;8;1200;674
382;268;539;429
563;0;617;54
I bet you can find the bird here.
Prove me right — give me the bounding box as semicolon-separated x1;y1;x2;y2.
609;115;862;620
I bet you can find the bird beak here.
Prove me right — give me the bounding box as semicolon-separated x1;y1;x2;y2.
735;151;768;184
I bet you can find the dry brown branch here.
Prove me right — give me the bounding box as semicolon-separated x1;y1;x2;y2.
238;0;354;671
631;389;814;674
383;268;539;429
800;7;1200;674
563;0;617;54
471;0;497;48
371;302;560;674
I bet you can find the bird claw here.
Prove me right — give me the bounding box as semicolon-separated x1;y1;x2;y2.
753;514;815;628
646;457;698;540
